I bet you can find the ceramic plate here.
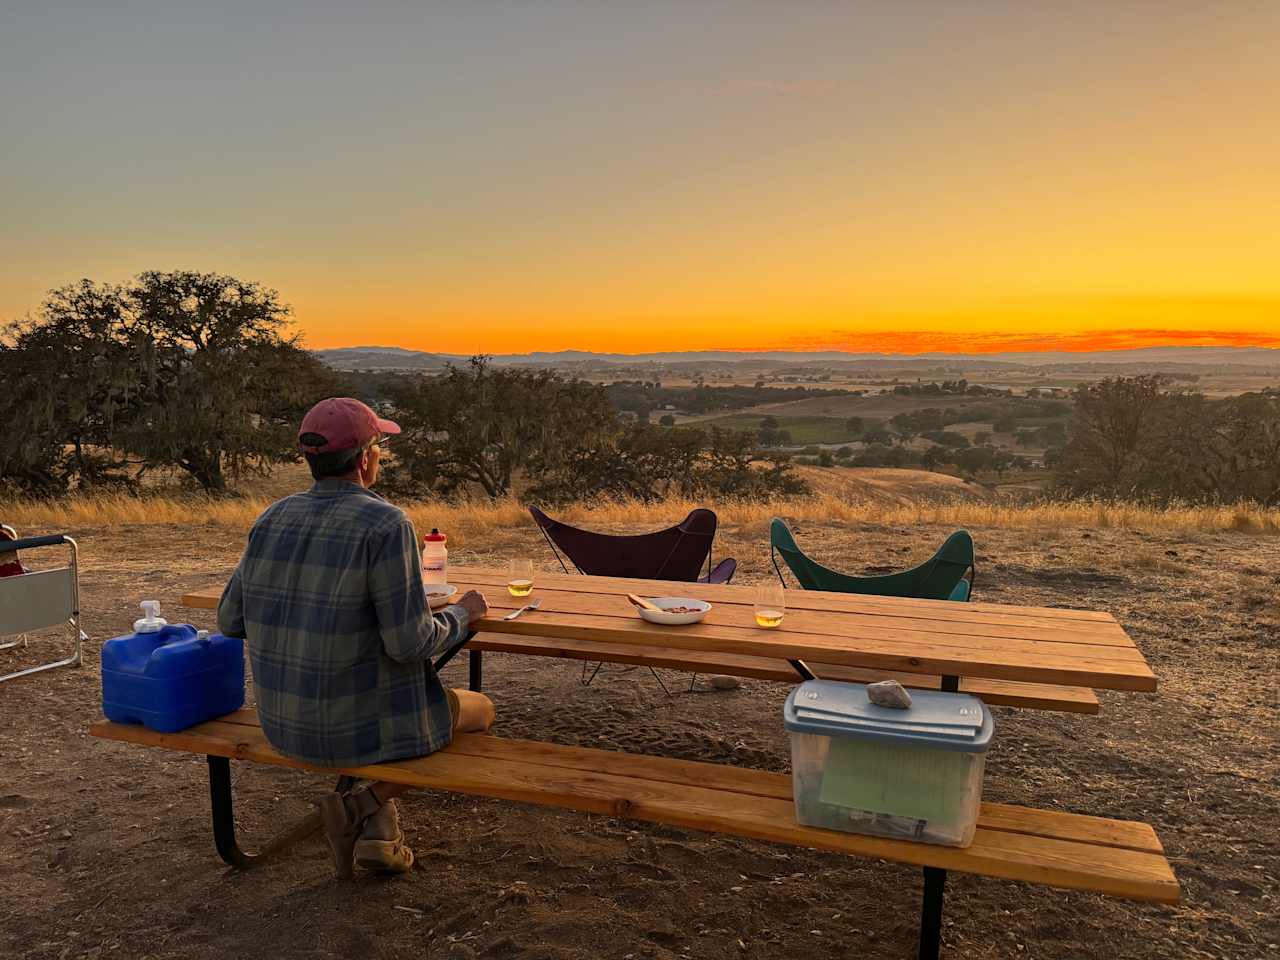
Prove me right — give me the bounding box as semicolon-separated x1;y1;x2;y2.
637;597;712;626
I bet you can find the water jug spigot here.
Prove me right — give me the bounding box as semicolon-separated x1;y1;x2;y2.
134;600;168;634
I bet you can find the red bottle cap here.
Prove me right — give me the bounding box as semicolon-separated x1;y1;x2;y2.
424;528;446;543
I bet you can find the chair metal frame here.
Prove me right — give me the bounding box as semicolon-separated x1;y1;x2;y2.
529;506;735;694
0;530;86;684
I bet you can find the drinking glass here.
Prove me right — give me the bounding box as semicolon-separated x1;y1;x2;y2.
754;583;785;628
507;559;534;597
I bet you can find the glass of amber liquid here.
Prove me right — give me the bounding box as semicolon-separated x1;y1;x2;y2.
507;559;534;597
755;583;785;628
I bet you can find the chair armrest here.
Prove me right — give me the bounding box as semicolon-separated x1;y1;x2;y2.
702;558;737;584
2;534;71;552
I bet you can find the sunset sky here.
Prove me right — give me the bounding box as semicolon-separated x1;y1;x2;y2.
2;2;1277;354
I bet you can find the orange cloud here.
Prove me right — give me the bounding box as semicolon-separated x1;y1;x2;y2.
786;328;1280;355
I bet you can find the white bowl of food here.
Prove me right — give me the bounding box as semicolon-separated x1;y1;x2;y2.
425;584;458;606
636;597;712;626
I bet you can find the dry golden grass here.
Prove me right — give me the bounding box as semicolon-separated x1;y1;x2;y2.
4;489;1278;544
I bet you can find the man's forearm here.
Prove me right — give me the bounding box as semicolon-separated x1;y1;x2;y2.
383;602;472;663
426;604;472;659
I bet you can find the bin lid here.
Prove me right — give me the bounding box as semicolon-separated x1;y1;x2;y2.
784;680;993;753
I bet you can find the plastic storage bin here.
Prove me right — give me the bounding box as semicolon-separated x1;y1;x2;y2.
102;602;245;733
784;679;994;847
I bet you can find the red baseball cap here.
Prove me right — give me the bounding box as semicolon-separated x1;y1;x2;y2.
298;397;401;454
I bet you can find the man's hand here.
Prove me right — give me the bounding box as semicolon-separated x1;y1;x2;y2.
457;590;488;622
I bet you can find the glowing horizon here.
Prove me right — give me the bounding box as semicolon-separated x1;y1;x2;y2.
293;293;1280;354
3;4;1277;356
303;324;1280;357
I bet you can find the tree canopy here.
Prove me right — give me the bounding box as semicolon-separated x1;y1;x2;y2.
1056;377;1280;504
0;271;336;494
380;357;808;504
380;357;619;500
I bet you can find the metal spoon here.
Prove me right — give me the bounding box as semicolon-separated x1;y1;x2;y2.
503;598;542;621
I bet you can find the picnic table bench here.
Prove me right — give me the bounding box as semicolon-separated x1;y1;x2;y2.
89;708;1178;959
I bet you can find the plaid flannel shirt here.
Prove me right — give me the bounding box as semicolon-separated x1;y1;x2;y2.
217;480;470;767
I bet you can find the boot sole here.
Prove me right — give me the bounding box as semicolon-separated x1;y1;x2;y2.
354;838;415;874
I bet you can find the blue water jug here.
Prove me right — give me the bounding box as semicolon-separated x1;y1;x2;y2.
101;601;245;733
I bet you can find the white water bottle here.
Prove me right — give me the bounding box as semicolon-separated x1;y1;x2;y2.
422;528;448;586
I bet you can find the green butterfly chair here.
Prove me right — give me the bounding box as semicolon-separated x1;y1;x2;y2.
770;519;975;602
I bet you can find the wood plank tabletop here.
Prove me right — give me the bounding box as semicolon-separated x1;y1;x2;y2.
182;564;1156;692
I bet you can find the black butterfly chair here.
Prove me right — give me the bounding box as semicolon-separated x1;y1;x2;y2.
529;506;737;693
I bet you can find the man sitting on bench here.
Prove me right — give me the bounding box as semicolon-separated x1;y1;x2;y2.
217;397;493;878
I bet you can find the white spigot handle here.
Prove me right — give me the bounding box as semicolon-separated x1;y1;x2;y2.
134;600;168;634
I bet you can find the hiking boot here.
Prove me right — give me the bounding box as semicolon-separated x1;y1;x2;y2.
354;798;415;875
318;787;382;880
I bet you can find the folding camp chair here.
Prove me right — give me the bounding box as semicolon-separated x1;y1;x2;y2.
0;528;86;684
530;507;736;584
529;506;737;693
0;525;23;653
770;518;975;601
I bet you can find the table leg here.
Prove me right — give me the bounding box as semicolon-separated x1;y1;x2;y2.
208;756;258;869
788;659;816;681
207;756;334;870
469;650;483;692
919;866;946;959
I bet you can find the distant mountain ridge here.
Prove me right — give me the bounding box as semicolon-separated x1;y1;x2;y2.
317;344;1280;370
314;346;451;370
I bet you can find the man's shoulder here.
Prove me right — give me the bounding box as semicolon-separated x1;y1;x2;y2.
251;492;310;527
262;486;408;533
340;488;409;529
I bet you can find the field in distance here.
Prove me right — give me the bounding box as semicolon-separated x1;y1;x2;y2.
678;390;1067;453
5;462;1278;538
793;465;986;503
677;390;1018;423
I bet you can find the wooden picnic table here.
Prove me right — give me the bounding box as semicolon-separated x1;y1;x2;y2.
171;564;1169;958
182;564;1155;694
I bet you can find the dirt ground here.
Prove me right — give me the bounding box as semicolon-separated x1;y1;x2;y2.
2;508;1277;959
